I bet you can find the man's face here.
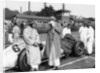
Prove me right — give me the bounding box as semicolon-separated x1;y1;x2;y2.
13;17;17;20
67;25;70;28
32;23;36;28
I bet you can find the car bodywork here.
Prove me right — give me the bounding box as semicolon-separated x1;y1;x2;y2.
3;38;26;70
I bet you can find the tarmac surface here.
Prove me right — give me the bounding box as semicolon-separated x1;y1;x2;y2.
5;32;95;72
5;53;95;72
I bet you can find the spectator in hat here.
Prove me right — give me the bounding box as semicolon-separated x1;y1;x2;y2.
12;22;21;43
12;15;17;25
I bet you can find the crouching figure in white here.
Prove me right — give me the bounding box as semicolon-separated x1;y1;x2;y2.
87;24;94;55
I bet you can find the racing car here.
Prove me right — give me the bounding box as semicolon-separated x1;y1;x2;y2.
61;34;84;57
3;37;46;71
4;33;85;72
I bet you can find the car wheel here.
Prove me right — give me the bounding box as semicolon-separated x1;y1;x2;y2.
74;41;84;56
63;51;71;58
18;48;31;71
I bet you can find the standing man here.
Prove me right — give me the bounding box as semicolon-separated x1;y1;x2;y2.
12;23;21;43
20;21;27;36
79;22;88;50
45;16;62;69
23;22;41;71
86;22;94;55
4;22;9;48
12;15;18;26
9;16;19;43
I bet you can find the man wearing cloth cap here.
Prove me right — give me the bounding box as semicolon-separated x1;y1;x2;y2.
45;16;62;69
23;22;41;71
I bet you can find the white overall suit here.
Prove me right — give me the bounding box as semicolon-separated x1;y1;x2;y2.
23;26;41;70
87;26;94;54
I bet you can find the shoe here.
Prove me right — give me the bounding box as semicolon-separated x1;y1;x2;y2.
45;66;54;69
30;68;38;71
54;66;59;70
34;69;38;71
30;68;34;71
49;66;55;68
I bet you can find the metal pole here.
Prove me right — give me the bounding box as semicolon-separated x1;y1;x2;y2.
20;6;22;13
28;1;31;15
44;2;47;8
44;2;47;16
62;3;65;16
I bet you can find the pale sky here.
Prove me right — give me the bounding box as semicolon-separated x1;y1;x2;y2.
5;0;95;18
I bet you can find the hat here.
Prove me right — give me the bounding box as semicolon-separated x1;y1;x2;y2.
50;16;56;20
82;20;88;26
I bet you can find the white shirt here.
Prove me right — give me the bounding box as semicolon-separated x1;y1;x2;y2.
79;26;88;40
62;27;71;38
87;26;94;40
23;26;40;45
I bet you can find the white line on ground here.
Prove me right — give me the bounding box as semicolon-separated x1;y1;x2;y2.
42;54;65;63
47;56;88;71
42;59;48;63
47;56;95;71
22;56;95;72
60;56;88;68
88;56;95;60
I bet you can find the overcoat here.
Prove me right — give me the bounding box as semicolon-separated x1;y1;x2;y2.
45;22;62;59
23;26;41;66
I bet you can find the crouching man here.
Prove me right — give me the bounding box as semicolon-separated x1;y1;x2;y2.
23;22;41;71
79;22;88;50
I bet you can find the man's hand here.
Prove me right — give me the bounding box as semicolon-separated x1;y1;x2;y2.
87;37;90;42
33;42;39;47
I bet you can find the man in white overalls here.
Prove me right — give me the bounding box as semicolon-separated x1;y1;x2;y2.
79;22;88;50
87;22;94;55
23;23;41;71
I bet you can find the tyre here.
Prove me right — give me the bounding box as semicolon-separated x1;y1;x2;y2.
18;48;31;71
73;41;84;56
63;50;71;58
61;34;75;58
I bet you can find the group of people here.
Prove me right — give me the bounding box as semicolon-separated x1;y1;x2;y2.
4;15;95;71
79;21;95;55
4;16;63;71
